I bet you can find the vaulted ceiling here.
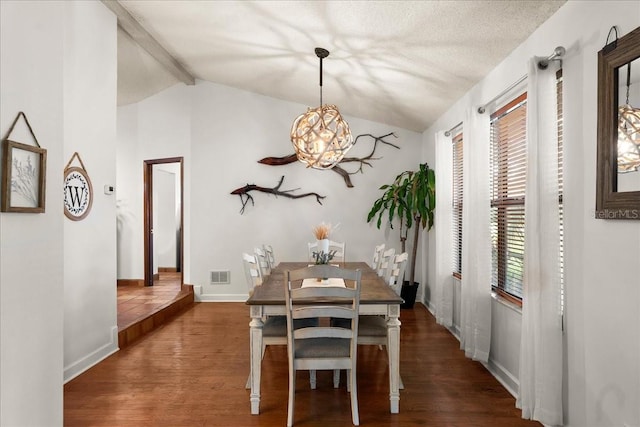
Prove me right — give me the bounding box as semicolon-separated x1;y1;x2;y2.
113;0;566;132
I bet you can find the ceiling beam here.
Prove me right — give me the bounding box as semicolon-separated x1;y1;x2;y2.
101;0;195;86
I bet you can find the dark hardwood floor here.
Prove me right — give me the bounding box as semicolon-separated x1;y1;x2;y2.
64;302;540;427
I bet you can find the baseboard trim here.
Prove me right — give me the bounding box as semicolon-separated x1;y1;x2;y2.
195;292;248;302
117;279;144;287
158;267;178;272
486;358;519;398
64;326;118;384
450;324;461;340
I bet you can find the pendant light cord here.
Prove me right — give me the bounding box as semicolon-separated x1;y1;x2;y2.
315;47;329;107
319;55;323;106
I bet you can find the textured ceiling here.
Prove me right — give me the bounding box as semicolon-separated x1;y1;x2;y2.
116;0;566;132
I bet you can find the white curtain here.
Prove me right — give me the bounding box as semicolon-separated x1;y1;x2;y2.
434;130;453;327
516;58;563;425
459;108;492;362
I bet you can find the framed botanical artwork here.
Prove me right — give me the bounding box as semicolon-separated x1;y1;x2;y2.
1;138;47;213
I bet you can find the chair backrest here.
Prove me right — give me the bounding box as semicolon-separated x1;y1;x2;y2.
254;247;271;277
242;252;262;295
388;252;409;295
371;243;385;270
285;265;361;366
376;248;396;279
307;240;346;263
263;244;276;269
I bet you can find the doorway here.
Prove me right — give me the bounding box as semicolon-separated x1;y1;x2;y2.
143;157;184;287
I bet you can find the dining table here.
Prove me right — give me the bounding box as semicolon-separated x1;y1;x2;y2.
245;261;404;415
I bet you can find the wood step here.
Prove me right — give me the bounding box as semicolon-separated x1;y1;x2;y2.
117;288;195;348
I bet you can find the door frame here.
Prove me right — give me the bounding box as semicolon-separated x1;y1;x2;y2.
143;157;184;287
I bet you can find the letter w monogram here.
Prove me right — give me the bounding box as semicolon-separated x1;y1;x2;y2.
66;186;85;208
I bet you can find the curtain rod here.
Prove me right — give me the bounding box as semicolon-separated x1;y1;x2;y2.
477;46;565;114
444;121;463;137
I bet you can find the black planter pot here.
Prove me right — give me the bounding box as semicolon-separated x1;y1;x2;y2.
400;281;419;309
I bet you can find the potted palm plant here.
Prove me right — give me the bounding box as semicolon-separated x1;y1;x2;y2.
367;163;435;308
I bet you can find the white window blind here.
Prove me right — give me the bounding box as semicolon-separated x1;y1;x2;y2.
489;71;564;304
452;131;463;277
490;93;527;301
557;70;565;315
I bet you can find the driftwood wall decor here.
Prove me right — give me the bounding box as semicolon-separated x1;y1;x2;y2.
230;132;399;213
231;176;325;214
259;132;399;187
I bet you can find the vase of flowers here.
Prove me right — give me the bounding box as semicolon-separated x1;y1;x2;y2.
313;222;332;255
312;222;337;283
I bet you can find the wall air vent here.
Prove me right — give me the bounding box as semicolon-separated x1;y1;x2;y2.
210;270;230;284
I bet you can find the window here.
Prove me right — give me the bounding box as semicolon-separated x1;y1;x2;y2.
452;132;463;278
490;93;527;302
557;70;565;314
489;72;564;304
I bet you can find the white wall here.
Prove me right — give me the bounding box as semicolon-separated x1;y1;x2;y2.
1;2;64;425
116;104;143;279
62;0;118;382
117;80;423;300
1;2;118;424
423;2;640;426
116;85;191;282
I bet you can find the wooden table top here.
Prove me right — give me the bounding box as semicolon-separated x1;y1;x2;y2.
246;262;404;305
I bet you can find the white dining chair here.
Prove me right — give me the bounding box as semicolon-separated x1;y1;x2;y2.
370;243;385;271
357;252;408;388
254;246;271;278
242;252;317;390
376;247;395;279
263;244;276;269
242;251;285;345
332;252;408;389
387;252;408;296
242;252;263;294
285;265;361;426
308;240;346;262
359;252;408;340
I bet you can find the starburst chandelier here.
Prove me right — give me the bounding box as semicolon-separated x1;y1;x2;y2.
290;48;354;170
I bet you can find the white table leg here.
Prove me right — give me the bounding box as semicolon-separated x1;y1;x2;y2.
249;306;264;414
387;304;401;413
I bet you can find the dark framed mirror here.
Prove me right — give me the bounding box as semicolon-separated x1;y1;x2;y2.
596;26;640;220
